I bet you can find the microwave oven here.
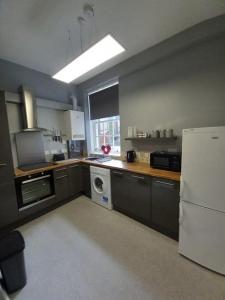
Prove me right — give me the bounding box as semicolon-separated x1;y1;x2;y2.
150;151;181;172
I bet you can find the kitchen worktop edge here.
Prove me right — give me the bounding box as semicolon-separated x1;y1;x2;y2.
14;159;181;181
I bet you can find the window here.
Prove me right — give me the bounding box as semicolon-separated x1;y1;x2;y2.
88;82;120;156
90;116;121;155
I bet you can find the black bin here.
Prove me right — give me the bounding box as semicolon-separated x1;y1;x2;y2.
0;231;26;294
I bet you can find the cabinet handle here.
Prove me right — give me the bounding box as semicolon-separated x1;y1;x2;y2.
132;175;145;180
56;175;68;180
112;171;123;175
69;165;79;169
155;180;175;187
55;168;67;172
0;163;7;167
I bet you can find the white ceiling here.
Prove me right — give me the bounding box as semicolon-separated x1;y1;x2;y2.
0;0;225;84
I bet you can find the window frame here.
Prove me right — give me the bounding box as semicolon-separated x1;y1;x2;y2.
89;115;121;156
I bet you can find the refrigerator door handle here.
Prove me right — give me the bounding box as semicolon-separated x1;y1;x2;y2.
179;202;184;224
180;176;184;198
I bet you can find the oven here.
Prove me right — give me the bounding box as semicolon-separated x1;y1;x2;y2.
15;171;55;211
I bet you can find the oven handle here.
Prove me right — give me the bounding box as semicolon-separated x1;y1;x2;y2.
22;174;51;184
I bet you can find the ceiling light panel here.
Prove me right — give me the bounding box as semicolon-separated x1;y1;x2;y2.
53;35;125;83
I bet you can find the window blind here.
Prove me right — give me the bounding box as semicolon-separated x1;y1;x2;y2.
89;84;119;120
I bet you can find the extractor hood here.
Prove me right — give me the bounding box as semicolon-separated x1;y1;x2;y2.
20;86;46;132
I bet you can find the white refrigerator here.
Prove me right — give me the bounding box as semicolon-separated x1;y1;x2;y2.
179;126;225;275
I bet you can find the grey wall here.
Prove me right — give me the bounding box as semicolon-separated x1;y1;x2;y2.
78;15;225;93
120;34;225;153
0;58;75;103
77;15;225;156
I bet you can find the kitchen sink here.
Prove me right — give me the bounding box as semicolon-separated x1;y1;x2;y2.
85;156;112;163
84;157;100;161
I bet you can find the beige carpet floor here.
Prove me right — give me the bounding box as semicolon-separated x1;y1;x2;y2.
12;196;225;300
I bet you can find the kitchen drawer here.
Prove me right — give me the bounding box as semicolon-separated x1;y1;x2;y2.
18;195;57;220
54;167;68;178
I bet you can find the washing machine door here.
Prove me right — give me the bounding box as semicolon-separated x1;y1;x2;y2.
93;175;106;194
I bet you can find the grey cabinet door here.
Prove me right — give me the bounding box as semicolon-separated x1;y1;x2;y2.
111;170;129;211
127;173;151;223
0;93;15;182
151;177;180;239
0;93;18;229
111;170;151;224
0;181;18;228
68;164;82;196
54;168;70;202
82;165;91;197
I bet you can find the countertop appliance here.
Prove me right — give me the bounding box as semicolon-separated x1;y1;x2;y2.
150;151;181;172
15;170;55;210
90;166;112;209
179;127;225;275
126;150;136;163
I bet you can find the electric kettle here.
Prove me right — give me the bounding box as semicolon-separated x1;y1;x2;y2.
126;150;136;163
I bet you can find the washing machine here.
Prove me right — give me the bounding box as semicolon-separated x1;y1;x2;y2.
90;166;112;209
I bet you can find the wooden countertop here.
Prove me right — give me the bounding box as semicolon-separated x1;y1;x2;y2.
85;160;181;181
14;159;81;177
15;158;181;181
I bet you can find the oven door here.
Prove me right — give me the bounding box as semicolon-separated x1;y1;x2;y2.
16;173;54;210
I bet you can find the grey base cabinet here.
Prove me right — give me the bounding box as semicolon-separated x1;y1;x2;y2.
68;164;82;197
54;164;83;202
111;170;151;225
0;181;18;229
81;165;91;197
53;168;70;202
151;177;180;240
127;173;151;223
111;168;180;240
111;170;129;212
